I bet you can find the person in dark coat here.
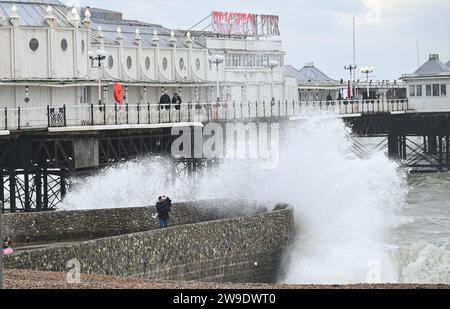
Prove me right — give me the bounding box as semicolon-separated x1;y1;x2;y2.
159;91;171;110
172;93;182;110
155;196;172;228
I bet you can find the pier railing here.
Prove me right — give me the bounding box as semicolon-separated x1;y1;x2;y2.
0;99;409;131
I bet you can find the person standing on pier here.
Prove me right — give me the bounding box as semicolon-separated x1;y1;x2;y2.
159;91;171;110
155;196;172;228
172;93;182;110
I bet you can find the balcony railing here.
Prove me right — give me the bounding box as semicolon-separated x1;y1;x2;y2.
0;99;409;131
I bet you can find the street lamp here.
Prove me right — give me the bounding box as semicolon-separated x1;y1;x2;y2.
344;64;357;99
208;54;225;103
88;49;107;105
361;66;374;99
264;60;279;104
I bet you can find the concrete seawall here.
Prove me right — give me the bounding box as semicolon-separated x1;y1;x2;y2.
4;201;294;283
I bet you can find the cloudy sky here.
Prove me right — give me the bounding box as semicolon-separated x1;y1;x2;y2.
76;0;450;80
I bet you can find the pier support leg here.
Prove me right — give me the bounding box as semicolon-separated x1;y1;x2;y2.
388;134;400;160
427;136;437;155
43;168;48;211
35;171;42;212
24;172;30;212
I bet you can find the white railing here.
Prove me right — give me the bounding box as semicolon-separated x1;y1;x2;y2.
0;99;409;131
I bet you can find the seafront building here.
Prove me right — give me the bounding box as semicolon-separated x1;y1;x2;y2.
0;0;299;112
402;54;450;111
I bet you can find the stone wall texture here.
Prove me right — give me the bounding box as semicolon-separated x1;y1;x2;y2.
2;200;271;243
4;201;294;283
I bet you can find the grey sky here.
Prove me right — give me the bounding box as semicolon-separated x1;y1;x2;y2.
76;0;450;80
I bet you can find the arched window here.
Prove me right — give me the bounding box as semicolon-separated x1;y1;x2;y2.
29;38;39;52
108;56;114;69
127;56;132;69
195;58;201;71
179;58;185;71
162;57;168;70
61;39;68;51
145;57;151;70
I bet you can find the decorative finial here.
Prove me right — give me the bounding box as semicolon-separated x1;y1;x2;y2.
69;6;80;27
9;4;19;25
45;5;56;27
97;25;104;38
85;8;91;19
135;28;141;40
152;29;159;42
116;27;123;40
186;31;192;44
83;8;92;28
170;30;176;45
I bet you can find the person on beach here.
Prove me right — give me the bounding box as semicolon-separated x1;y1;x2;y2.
155;196;172;228
2;236;14;255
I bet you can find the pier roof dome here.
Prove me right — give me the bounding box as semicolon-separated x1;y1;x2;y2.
413;54;450;77
284;65;309;83
446;60;450;69
298;62;336;83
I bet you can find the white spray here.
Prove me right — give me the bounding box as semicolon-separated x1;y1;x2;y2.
61;113;408;284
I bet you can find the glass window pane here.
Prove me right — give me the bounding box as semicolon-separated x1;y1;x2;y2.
433;84;440;96
416;85;422;96
441;84;447;96
256;54;261;67
409;85;415;97
426;85;432;96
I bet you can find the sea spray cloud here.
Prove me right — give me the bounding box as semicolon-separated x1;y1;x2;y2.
60;113;407;284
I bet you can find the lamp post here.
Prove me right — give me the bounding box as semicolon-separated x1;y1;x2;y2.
361;66;374;99
88;49;107;105
208;54;224;103
344;64;357;99
264;60;279;104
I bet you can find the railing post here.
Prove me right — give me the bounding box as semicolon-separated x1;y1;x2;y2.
90;103;94;125
233;101;236;120
47;105;50;128
115;104;118;125
63;105;67;127
147;103;151;124
263;100;266;118
188;103;191;122
126;104;129;124
247;101;250;119
4;107;7;130
158;103;161;124
17;107;21;130
255;101;259;118
168;105;172;123
137;103;140;124
103;104;106;125
178;103;182;122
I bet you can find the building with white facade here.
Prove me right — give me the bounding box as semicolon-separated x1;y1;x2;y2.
402;54;450;111
0;0;298;115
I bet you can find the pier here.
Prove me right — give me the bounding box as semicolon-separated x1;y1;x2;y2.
2;98;450;212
